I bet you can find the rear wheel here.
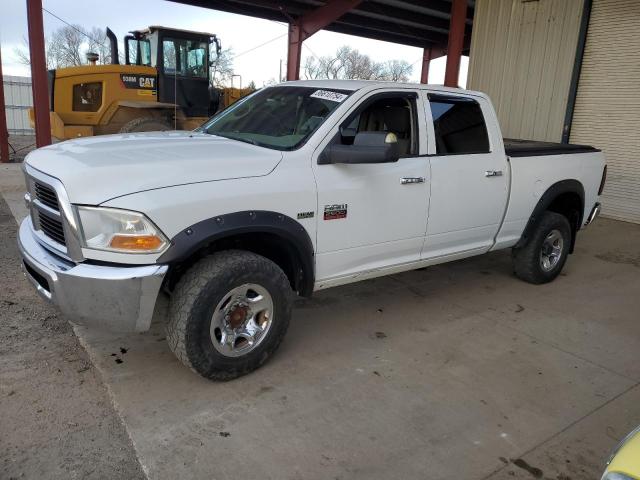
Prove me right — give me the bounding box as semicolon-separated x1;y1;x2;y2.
119;117;172;133
512;211;572;284
166;250;292;381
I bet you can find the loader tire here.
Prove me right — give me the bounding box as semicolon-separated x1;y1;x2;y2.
119;117;172;133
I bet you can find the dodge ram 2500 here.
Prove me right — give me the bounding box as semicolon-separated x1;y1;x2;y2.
18;80;606;380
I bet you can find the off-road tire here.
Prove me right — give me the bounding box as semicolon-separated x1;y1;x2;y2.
166;250;292;381
512;211;572;284
119;117;172;133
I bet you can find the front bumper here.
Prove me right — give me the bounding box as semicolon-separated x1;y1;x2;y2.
17;218;168;332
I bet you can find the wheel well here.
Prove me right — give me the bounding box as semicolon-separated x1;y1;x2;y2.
164;232;310;297
515;180;585;253
547;192;583;252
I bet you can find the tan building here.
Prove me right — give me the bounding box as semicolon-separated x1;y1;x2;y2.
467;0;640;224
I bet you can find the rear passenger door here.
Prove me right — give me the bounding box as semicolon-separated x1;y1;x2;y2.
422;92;509;258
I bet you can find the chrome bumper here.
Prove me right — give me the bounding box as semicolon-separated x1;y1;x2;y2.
17;218;168;332
584;202;601;227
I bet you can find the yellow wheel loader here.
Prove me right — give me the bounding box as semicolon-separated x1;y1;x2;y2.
30;26;251;140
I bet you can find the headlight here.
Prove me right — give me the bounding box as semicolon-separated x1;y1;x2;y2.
76;206;168;253
602;474;634;480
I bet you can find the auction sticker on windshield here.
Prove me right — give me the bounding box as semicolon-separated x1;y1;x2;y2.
310;90;348;103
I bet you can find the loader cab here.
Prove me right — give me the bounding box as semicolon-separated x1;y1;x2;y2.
124;26;221;117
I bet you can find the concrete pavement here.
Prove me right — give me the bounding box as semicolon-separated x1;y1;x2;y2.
2;162;639;479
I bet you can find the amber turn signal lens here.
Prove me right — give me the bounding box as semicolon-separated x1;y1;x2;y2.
109;235;164;251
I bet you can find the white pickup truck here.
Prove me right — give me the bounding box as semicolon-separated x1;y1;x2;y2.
18;80;606;380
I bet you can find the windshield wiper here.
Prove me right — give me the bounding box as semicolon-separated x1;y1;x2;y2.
213;133;268;148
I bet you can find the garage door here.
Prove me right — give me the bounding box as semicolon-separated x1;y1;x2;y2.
570;0;640;224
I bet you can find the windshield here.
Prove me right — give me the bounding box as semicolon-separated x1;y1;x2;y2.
201;86;352;150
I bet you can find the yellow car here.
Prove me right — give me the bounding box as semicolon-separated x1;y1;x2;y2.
603;425;640;480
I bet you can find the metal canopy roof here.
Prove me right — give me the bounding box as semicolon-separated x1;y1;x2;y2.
167;0;474;50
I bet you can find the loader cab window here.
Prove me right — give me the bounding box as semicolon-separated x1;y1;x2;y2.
72;82;102;112
162;38;208;78
340;94;418;157
140;40;151;66
428;94;490;155
126;38;151;66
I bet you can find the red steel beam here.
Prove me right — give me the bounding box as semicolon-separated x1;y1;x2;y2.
26;0;51;147
287;0;363;81
420;47;432;84
0;46;10;163
444;0;467;88
286;23;304;82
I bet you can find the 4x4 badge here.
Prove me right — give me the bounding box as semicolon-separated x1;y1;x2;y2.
324;204;347;220
297;211;314;219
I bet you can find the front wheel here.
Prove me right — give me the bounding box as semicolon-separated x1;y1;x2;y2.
512;211;572;284
166;250;292;380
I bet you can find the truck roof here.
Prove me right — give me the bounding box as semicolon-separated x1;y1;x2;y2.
282;79;480;96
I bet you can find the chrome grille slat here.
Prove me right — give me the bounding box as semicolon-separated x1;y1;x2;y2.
38;212;66;245
34;182;59;210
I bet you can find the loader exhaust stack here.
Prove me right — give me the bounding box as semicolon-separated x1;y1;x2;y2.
106;28;119;65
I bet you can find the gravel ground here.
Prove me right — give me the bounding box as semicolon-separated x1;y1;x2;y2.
0;194;145;479
5;135;38;163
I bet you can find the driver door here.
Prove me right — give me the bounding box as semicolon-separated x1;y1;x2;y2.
312;90;430;285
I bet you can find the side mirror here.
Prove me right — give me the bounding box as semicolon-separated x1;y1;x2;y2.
211;36;222;61
319;131;400;165
339;126;357;144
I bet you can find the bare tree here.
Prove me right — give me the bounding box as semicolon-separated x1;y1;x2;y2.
304;46;413;82
86;26;112;64
14;37;56;70
381;59;413;82
210;48;235;88
14;24;117;69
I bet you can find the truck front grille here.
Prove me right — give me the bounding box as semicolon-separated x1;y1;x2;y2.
38;211;66;245
28;177;67;248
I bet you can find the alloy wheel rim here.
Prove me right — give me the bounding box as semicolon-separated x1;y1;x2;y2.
540;229;564;272
210;283;274;357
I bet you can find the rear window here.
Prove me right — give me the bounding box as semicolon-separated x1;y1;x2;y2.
428;94;490;155
72;82;102;112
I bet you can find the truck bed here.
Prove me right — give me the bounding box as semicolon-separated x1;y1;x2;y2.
504;138;600;157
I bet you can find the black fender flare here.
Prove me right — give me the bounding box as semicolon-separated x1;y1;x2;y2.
158;210;315;296
515;179;585;252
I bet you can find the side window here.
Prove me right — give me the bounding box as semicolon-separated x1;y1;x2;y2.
127;39;151;66
140;40;151;66
341;94;417;157
428;94;490;155
163;39;177;73
72;82;102;112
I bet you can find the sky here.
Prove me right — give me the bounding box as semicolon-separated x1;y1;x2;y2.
0;0;468;87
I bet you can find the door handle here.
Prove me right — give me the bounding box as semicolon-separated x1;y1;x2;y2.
485;170;503;177
401;177;426;185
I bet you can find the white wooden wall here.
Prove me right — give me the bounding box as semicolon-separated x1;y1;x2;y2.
3;75;34;135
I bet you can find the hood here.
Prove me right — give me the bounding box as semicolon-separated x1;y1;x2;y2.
26;131;282;205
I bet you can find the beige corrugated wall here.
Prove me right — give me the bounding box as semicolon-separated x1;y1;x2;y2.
467;0;584;142
570;0;640;224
